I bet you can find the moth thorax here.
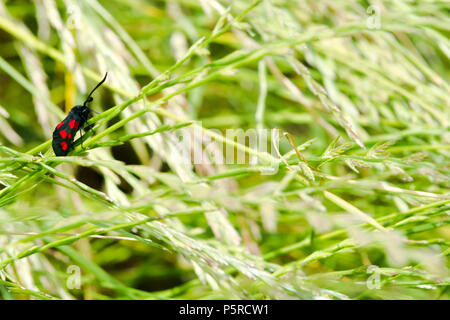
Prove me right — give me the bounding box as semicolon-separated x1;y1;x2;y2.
71;105;92;121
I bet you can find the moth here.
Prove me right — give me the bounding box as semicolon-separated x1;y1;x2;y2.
52;73;107;156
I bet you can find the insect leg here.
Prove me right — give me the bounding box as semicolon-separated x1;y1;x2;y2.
83;121;95;138
88;124;95;136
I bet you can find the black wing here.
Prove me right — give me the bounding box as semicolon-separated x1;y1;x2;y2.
52;118;79;156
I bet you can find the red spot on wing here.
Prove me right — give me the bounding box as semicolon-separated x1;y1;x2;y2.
68;133;72;139
61;141;68;151
57;122;64;129
59;130;67;139
69;120;80;129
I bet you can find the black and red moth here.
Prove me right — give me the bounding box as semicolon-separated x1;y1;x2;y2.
52;73;107;156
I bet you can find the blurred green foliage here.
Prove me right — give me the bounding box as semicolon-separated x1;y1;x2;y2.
0;0;448;300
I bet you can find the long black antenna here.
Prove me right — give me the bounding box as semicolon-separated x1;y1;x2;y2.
83;72;108;107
